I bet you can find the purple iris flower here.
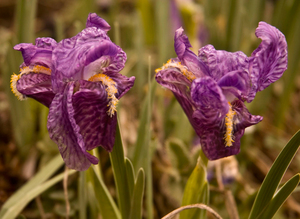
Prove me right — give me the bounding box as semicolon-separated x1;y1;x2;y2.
11;13;135;171
156;22;287;160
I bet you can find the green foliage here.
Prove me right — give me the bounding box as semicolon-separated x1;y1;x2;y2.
180;150;209;219
249;129;300;219
0;155;72;219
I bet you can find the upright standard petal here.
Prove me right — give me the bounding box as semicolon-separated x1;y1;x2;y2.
86;13;111;32
198;44;249;81
174;28;209;77
248;22;288;102
47;82;99;171
14;37;57;68
52;27;126;92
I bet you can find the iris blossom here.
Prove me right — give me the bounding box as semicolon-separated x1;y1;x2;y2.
11;13;135;171
156;22;287;160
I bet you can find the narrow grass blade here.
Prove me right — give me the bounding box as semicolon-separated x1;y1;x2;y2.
132;66;156;173
274;2;300;127
109;122;131;219
0;169;76;219
131;57;154;219
225;0;244;51
136;0;155;45
179;150;209;219
15;0;37;43
0;154;63;212
259;174;300;219
248;129;300;219
89;166;121;219
125;158;136;200
129;169;145;219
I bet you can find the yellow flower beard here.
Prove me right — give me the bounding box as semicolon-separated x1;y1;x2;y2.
155;59;196;81
88;73;118;117
224;102;236;147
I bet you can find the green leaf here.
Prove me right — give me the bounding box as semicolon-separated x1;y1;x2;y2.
180;150;209;219
259;174;300;219
109;122;131;219
129;169;145;219
88;166;121;219
0;167;76;219
248;129;300;219
132;78;156;173
0;154;63;215
125;158;136;200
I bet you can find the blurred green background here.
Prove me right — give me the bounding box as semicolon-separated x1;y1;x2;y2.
0;0;300;218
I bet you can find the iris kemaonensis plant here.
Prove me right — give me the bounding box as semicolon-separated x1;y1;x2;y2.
10;13;135;171
156;22;287;160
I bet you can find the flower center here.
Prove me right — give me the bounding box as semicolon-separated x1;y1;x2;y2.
10;65;51;100
224;102;236;147
155;59;196;81
88;73;118;117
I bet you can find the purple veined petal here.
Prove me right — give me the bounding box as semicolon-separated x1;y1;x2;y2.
196;122;243;160
217;70;250;100
47;82;99;171
191;76;229;125
198;44;249;82
35;37;57;49
190;77;238;160
14;73;54;107
72;80;117;151
248;22;288;102
72;73;134;152
155;67;196;126
232;99;263;130
14;37;57;68
83;44;127;78
156;66;192;98
52;28;125;92
174;28;209;77
86;13;111;32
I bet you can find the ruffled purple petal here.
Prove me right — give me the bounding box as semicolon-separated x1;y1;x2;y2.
86;13;111;32
198;44;249;81
248;22;288;102
197;125;243;160
191;77;229;125
174;28;209;77
16;73;54;107
232;99;263;130
155;67;195;119
47;82;99;171
14;37;57;68
217;70;250;100
53;27;125;92
72;80;117;151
